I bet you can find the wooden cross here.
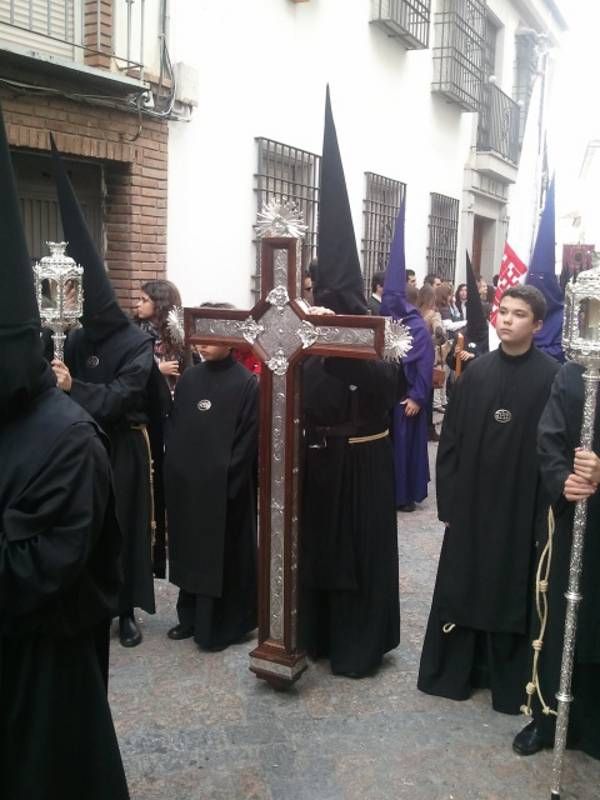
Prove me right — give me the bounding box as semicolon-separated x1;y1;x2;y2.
185;226;385;690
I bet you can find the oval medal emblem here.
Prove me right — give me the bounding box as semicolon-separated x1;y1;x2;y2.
197;399;212;412
494;408;512;424
86;355;100;369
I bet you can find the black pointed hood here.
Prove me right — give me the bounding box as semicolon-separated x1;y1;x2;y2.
314;86;368;315
466;252;488;351
50;134;129;342
0;104;51;420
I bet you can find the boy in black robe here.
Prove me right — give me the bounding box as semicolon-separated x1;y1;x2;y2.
513;360;600;759
164;341;258;650
0;107;129;800
418;285;559;712
50;140;156;647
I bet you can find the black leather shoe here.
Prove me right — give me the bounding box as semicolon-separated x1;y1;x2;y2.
119;613;142;647
512;720;545;756
167;624;194;641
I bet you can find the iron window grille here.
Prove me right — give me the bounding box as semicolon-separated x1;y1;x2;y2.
254;137;320;298
431;0;486;113
362;173;406;292
427;192;459;282
370;0;431;50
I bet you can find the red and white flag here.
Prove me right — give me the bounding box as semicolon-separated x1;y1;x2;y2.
489;243;528;325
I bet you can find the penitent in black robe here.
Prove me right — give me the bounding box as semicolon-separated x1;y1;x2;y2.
301;356;405;677
164;355;258;649
533;361;600;759
65;324;156;615
418;345;559;712
0;381;129;800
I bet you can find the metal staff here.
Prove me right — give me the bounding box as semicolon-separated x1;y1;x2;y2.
550;262;600;799
33;241;83;361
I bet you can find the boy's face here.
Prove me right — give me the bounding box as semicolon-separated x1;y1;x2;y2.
197;344;232;361
495;296;542;348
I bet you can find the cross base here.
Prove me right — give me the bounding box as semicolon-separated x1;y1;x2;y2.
249;641;308;690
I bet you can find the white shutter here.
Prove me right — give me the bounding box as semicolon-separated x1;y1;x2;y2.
0;1;81;61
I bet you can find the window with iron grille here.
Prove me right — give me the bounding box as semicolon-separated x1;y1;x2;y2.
513;32;538;146
362;173;406;292
427;192;459;282
370;0;431;50
254;137;320;298
431;0;486;112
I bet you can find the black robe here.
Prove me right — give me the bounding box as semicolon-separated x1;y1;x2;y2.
533;361;600;759
0;383;129;800
65;324;156;615
164;355;258;649
418;345;559;712
301;356;405;677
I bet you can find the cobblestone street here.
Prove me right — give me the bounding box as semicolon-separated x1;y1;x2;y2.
110;445;599;800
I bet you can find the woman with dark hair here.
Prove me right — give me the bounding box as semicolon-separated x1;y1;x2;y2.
135;279;186;580
455;283;467;319
136;279;185;393
418;284;449;440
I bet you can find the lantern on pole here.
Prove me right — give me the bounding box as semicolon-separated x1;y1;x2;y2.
33;241;83;361
550;257;600;800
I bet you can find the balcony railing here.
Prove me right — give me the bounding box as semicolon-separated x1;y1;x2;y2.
370;0;431;50
477;82;520;164
0;0;145;72
431;0;485;113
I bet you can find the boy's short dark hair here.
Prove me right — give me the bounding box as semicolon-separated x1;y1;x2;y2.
424;273;440;286
371;270;386;293
406;269;415;279
501;285;547;322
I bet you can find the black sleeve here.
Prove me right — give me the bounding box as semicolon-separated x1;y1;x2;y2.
537;366;577;506
436;370;467;523
324;358;407;408
69;339;153;425
0;424;112;620
227;376;259;499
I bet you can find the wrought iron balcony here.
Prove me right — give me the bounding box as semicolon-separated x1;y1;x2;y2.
370;0;431;50
477;82;520;165
431;0;485;113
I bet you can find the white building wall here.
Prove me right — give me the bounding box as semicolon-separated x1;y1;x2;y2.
167;0;564;306
167;0;473;307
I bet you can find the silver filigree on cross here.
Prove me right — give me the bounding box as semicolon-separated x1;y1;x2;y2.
167;306;185;348
266;285;290;310
383;318;413;362
296;319;319;349
238;315;264;345
266;348;289;376
255;198;308;241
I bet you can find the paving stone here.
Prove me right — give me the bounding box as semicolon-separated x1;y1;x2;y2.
110;443;600;799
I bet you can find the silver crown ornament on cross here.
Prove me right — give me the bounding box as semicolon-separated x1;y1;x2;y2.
184;199;411;690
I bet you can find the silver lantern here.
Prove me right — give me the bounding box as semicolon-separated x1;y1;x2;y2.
550;254;600;800
33;241;84;361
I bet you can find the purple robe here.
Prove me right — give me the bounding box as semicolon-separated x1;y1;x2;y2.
391;309;434;506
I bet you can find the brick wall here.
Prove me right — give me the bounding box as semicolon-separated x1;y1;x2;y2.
1;89;168;310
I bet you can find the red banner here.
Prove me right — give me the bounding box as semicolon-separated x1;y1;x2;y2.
490;243;528;325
